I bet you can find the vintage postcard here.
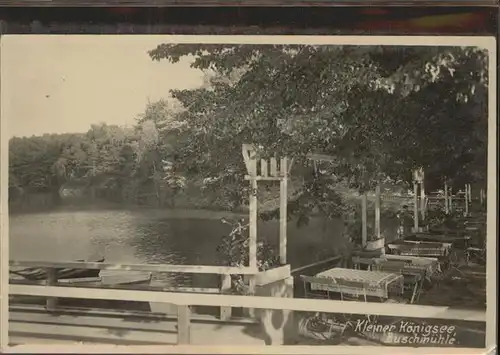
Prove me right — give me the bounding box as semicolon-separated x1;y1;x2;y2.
0;35;496;354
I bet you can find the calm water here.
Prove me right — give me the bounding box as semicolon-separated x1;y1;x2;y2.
9;208;352;287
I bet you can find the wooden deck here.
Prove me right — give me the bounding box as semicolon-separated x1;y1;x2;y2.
6;250;488;348
9;305;266;346
8;304;486;348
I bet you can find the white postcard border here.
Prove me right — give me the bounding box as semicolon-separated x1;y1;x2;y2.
0;34;496;354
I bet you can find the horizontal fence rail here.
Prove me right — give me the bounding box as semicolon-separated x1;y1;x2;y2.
290;256;342;274
9;260;292;323
8;260;487;347
10;284;486;322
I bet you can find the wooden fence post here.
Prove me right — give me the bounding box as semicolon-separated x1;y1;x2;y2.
249;177;258;271
444;181;449;214
413;182;419;231
242;144;258;272
279;158;288;265
246;275;257;319
420;182;426;221
361;193;368;248
45;268;57;311
220;274;232;321
247;170;258;319
242;144;292;320
177;305;191;344
465;184;469;216
375;185;381;240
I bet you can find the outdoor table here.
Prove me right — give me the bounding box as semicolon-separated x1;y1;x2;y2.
383;254;441;275
386;240;451;258
390;239;452;248
428;227;463;236
310;267;404;298
405;233;471;248
352;254;441;277
370;260;425;303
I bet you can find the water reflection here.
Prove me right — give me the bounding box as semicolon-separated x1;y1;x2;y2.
10;208;398;287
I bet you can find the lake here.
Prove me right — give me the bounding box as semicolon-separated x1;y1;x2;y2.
10;208;373;288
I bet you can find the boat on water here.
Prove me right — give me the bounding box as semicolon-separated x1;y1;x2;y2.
9;271;153;287
9;257;105;282
10;256;152;287
9;257;153;312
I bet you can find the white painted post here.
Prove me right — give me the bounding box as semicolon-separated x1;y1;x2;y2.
420;182;426;221
177;305;191;344
375;185;381;240
413;182;419;232
242;144;258;318
444;181;449;214
361;193;368;248
246;275;257;319
413;168;426;221
270;157;278;177
247;161;258;271
249;178;258;271
45;268;58;311
449;188;453;213
220;274;232;320
467;184;472;209
260;159;268;177
464;184;469;216
279;158;288;265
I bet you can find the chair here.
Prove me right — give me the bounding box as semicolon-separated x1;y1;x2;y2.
299;275;334;300
373;262;423;304
465;237;486;265
299;275;345;336
372;260;407;276
300;275;334;321
351;257;376;271
335;279;379;324
446;232;485;279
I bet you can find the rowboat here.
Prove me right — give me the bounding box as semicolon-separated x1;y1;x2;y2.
9;257;104;282
9;271;154;311
9;256;153;311
9;271;153;287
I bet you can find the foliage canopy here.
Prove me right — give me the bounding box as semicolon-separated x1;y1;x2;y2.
10;43;488;223
147;43;488;217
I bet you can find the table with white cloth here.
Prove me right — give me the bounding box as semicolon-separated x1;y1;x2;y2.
352;254;440;279
406;233;471;249
387;240;452;257
382;255;442;276
310;267;404;299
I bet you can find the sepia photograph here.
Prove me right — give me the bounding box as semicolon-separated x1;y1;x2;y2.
0;35;496;352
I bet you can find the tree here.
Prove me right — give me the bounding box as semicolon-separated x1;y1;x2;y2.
148;43;488;219
135;99;188;207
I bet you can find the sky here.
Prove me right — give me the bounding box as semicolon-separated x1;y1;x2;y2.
1;35;205;138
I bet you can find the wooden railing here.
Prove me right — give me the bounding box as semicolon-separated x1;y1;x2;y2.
9;260;260;320
380;195;414;202
9;260;258;275
9;283;486;346
290;256;342;275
